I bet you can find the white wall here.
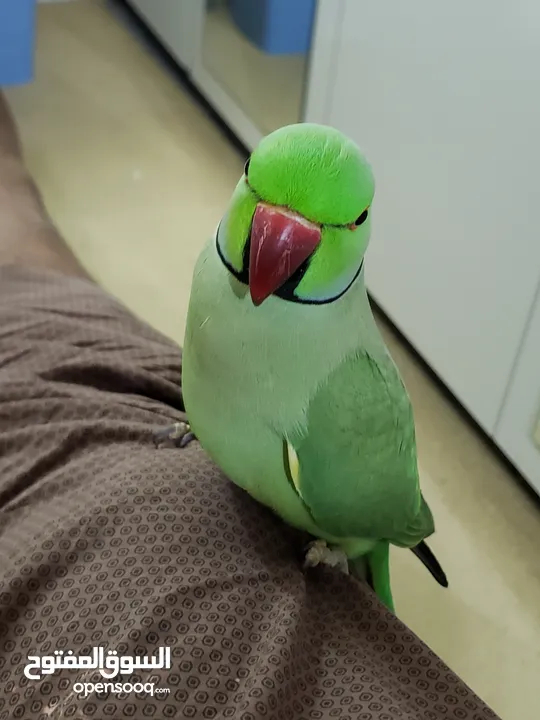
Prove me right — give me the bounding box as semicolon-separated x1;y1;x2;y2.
321;0;540;434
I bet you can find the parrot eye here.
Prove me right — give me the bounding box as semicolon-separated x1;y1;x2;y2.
353;208;369;227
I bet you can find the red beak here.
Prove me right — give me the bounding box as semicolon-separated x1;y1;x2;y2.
249;203;321;306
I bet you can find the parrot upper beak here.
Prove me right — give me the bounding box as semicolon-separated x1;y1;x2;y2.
248;202;321;306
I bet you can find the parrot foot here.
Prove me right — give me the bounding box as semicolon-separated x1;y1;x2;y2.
303;539;349;576
153;420;197;449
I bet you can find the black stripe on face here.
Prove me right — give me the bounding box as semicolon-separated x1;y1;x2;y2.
215;221;364;306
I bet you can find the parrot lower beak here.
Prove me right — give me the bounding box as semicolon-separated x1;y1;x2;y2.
248;203;321;306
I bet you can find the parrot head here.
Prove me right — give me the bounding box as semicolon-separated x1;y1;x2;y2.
216;123;375;306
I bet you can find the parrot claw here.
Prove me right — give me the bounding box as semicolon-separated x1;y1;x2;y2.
303;539;349;575
153;421;197;449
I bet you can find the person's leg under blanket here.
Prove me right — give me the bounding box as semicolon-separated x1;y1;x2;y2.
0;94;499;720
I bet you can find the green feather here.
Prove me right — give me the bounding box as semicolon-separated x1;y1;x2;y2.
294;345;433;546
351;543;395;613
249;123;374;225
217;179;257;273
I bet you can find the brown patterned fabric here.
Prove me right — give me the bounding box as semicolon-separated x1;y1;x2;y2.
0;266;498;719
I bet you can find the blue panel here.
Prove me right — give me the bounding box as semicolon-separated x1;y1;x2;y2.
0;0;36;86
229;0;315;56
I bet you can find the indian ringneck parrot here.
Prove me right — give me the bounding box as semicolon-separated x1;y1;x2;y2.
165;123;448;613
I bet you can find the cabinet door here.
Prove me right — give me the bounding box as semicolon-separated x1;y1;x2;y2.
191;0;320;150
126;0;202;72
495;284;540;493
324;0;540;433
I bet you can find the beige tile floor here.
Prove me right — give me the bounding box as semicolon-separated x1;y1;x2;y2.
5;2;540;719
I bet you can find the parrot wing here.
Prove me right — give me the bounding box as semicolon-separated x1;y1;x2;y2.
289;349;435;548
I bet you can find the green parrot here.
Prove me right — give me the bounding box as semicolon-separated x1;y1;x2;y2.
162;123;447;612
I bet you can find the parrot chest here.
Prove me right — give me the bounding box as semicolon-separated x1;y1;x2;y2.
181;240;382;541
180;243;357;534
182;293;314;532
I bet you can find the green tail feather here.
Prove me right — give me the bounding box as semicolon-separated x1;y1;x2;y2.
351;542;394;613
368;542;394;612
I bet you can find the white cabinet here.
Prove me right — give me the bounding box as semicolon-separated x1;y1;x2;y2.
495;284;540;491
315;0;540;436
126;0;201;72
